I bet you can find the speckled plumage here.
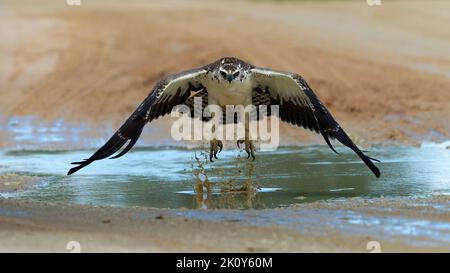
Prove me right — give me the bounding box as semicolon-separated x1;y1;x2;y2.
68;57;380;177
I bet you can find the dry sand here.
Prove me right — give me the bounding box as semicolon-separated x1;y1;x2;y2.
1;0;450;147
1;0;450;252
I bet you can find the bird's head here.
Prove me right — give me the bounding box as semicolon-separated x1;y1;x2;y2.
217;61;246;83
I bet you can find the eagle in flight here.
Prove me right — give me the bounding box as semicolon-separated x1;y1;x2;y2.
68;57;380;177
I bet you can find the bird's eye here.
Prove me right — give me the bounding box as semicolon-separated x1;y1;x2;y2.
220;71;227;77
233;71;240;77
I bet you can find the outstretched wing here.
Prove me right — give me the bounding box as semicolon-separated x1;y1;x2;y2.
67;68;207;175
250;67;380;177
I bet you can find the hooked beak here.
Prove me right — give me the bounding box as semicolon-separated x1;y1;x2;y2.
226;73;233;83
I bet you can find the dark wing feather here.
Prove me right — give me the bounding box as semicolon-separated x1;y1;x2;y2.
251;68;380;178
67;68;207;175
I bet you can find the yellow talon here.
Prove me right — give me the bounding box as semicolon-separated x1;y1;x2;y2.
237;139;255;160
209;139;223;161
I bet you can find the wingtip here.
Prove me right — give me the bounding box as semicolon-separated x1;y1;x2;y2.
374;168;381;178
67;160;92;176
368;156;381;163
366;157;381;178
67;164;83;175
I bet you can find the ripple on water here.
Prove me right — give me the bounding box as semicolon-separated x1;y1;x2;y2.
1;144;449;250
0;145;449;209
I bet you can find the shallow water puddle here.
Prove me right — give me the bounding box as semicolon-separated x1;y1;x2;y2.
0;145;449;209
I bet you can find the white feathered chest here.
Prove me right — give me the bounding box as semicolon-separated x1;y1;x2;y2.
202;74;253;106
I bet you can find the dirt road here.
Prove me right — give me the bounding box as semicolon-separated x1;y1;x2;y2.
1;196;449;252
1;1;450;253
1;0;450;147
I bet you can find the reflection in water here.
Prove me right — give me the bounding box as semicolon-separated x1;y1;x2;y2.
0;145;449;209
191;151;258;209
0;116;95;149
0;115;186;149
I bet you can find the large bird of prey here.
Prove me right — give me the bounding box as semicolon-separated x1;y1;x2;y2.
68;57;380;177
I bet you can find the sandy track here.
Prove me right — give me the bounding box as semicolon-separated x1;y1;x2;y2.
1;0;450;147
1;197;449;253
2;1;450;253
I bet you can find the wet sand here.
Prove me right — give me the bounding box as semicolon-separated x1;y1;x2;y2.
1;196;449;253
0;173;38;193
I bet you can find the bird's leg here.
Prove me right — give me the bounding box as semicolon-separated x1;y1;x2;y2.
236;113;255;160
209;123;223;162
209;139;223;161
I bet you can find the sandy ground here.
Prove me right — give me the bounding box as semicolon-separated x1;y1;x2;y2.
0;173;38;193
1;0;450;252
1;0;450;147
1;196;449;253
